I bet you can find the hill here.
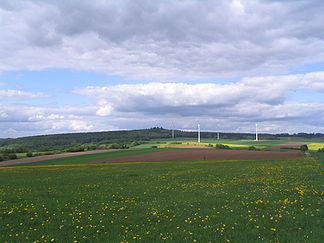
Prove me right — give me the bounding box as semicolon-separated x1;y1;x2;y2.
0;127;323;152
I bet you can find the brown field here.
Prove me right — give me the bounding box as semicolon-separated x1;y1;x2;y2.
89;149;304;164
0;149;120;167
271;142;308;149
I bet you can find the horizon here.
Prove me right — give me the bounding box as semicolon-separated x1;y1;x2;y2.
1;0;324;138
1;127;323;140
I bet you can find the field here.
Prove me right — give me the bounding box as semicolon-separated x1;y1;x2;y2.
0;153;323;242
155;139;324;151
5;148;178;167
91;149;303;164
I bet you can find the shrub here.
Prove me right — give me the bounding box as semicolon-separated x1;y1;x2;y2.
85;145;97;151
300;144;308;152
65;147;85;153
8;154;17;160
44;152;56;155
248;146;258;151
151;146;158;148
318;148;324;152
215;144;231;150
26;152;33;157
0;156;4;161
109;144;129;149
130;141;141;147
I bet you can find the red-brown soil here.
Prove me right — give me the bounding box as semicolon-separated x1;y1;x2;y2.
89;149;303;164
271;142;308;149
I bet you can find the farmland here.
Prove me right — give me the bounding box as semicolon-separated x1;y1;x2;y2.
0;153;323;242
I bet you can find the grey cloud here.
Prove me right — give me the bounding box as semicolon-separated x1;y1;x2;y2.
1;0;324;79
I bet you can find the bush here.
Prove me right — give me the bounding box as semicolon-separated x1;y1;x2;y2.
215;144;231;150
151;146;158;148
318;148;324;152
108;144;129;149
65;147;85;153
300;144;308;152
43;152;56;155
26;152;33;157
248;146;258;151
0;156;4;161
130;141;141;147
208;144;214;147
85;145;97;151
8;154;17;160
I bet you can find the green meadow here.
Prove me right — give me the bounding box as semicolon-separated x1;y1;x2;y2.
10;148;178;167
0;155;323;242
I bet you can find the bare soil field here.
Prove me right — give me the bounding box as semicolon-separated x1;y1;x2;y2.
271;142;308;149
0;150;119;167
89;149;304;164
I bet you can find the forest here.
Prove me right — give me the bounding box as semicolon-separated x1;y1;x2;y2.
0;127;323;153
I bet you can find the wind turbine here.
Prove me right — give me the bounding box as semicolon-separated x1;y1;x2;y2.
172;127;175;139
198;124;201;143
255;123;258;141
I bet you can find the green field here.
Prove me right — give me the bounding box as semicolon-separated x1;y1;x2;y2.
0;154;323;242
10;148;178;167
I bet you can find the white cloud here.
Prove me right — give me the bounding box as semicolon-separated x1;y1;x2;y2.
50;120;94;131
96;102;114;116
0;89;47;100
74;72;324;116
0;0;324;80
0;71;323;138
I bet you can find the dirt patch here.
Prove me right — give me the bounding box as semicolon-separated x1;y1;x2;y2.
271;142;308;149
89;149;303;164
0;149;121;167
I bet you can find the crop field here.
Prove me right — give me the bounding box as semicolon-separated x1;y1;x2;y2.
156;140;324;151
308;143;324;151
0;154;323;242
7;148;178;167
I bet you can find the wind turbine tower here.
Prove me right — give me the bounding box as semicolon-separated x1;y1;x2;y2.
255;123;258;141
198;124;201;143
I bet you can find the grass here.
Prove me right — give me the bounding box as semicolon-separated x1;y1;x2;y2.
9;148;178;167
0;155;323;242
132;143;166;149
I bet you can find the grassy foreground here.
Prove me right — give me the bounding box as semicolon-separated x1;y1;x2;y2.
0;157;323;242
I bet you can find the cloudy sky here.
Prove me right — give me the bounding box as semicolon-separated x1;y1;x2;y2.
1;0;324;138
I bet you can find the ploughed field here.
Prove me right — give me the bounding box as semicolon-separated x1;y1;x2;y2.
90;149;303;164
0;155;323;242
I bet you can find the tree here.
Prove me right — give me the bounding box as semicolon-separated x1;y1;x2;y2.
300;144;308;152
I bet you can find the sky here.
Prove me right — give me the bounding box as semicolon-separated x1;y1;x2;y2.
0;0;324;138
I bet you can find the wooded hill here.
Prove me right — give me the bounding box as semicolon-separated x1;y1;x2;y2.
0;127;323;152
